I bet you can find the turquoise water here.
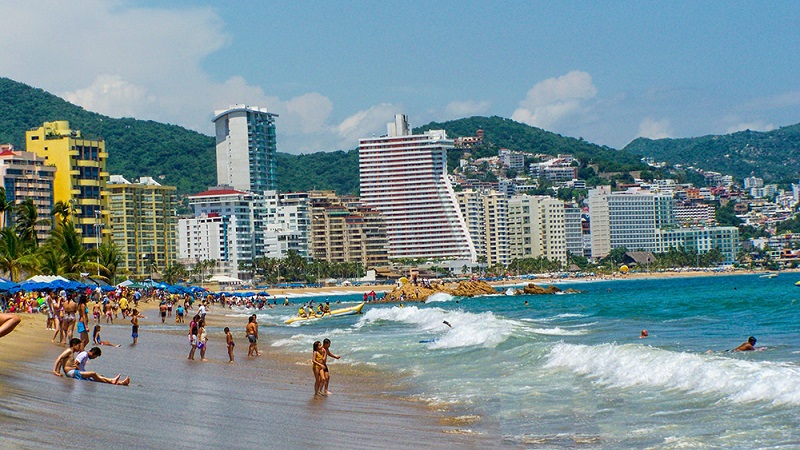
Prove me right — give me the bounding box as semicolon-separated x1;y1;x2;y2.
259;274;800;448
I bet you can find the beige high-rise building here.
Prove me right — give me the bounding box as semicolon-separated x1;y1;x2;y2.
508;195;567;266
456;189;509;266
308;191;389;269
107;176;177;278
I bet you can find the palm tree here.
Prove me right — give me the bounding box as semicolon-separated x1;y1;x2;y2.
37;247;66;276
51;200;73;228
0;228;40;282
43;223;102;279
14;199;49;249
162;262;187;284
0;187;9;229
95;242;122;284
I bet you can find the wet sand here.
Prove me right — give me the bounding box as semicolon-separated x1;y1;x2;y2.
0;307;498;449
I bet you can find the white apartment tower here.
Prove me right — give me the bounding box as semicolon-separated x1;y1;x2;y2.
359;114;476;261
213;105;278;194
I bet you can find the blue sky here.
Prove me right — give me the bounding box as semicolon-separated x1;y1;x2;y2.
2;1;798;153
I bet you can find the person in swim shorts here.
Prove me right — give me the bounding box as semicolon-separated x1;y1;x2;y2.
322;338;340;395
225;327;234;364
246;314;260;357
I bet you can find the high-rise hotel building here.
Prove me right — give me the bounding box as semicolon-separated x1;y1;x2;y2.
359;114;476;261
26;121;109;247
0;145;56;242
213;105;278;194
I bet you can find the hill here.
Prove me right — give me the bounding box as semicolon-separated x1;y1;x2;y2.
0;77;360;196
416;116;647;174
623;124;800;183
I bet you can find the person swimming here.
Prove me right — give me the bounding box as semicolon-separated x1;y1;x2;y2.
733;336;757;351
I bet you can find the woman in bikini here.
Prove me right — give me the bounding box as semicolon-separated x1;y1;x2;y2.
62;296;78;343
312;341;327;396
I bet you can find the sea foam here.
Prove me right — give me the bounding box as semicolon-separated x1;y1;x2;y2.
355;305;519;349
545;343;800;405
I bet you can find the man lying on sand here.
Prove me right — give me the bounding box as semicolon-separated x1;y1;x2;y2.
53;339;130;385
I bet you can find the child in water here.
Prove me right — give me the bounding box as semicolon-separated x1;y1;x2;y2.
92;325;121;347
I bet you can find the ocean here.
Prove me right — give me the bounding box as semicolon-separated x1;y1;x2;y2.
260;274;800;448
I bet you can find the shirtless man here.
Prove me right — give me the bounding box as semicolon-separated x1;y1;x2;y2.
321;338;340;395
159;302;168;323
246;314;260;357
733;336;757;351
54;341;130;385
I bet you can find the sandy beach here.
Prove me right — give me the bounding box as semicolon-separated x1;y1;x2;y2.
0;302;496;449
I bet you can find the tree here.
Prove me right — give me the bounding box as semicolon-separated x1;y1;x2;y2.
42;222;102;279
95;242;122;284
0;187;9;229
162;262;187;285
0;227;39;281
14;198;49;249
51;200;73;228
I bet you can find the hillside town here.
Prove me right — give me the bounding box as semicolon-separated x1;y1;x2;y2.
1;110;799;287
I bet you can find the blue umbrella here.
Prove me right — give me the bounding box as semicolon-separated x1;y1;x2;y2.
0;280;19;292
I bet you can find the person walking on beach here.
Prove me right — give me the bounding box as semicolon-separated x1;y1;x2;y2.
322;338;340;395
312;341;327;396
246;314;260;357
159;302;168;323
225;327;234;364
198;319;209;362
187;314;199;360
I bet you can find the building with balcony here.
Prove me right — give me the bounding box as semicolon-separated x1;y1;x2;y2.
213;105;278;194
107;175;178;277
359;114;475;261
25;121;109;247
508;194;567;266
0;145;55;242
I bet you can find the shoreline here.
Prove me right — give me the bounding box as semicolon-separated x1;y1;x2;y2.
0;300;496;448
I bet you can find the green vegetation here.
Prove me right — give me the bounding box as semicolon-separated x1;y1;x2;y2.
276;150;360;195
416;116;648;176
624;124;800;183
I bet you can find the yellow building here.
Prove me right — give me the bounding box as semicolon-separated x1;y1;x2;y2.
25;121;109;246
107;175;178;278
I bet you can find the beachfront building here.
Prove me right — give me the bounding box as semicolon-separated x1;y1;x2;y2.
186;186;266;278
564;203;584;257
213;105;278;194
0;145;55;242
308;191;389;269
278;192;312;259
507;194;567;266
588;186;675;259
456;189;510;266
107;175;178;278
658;227;740;263
359;114;476;262
25;121;109;247
178;213;241;279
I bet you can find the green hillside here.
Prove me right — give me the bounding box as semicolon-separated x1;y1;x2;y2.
623;124;800;183
0;77;360;196
416;116;647;174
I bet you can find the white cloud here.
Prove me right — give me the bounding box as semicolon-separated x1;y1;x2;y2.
337;103;402;143
444;100;491;118
62;74;156;118
637;118;673;139
725;121;775;134
511;71;597;130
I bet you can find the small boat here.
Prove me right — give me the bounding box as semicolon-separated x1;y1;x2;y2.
285;302;366;324
795;280;800;287
760;272;778;279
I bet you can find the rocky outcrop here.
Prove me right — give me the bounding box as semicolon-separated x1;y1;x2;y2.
377;280;498;303
515;283;562;295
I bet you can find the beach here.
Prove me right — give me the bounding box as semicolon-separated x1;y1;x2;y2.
0;303;496;449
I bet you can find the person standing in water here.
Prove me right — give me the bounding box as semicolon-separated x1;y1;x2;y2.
246;314;260;357
130;309;144;345
312;341;326;396
322;338;340;395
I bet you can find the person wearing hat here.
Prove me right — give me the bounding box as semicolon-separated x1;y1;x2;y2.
733;336;757;351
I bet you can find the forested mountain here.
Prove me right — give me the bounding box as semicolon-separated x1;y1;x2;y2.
623;124;800;183
0;77;359;195
416;116;648;174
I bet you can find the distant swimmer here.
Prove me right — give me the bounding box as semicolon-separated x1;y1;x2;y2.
640;329;649;339
443;320;452;328
733;336;757;352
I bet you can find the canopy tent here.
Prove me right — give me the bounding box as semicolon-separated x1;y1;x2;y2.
208;275;243;284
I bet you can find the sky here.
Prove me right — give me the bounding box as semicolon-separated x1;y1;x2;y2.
1;1;799;154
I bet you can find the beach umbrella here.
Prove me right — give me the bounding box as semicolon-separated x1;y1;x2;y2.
0;280;18;292
257;291;270;296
